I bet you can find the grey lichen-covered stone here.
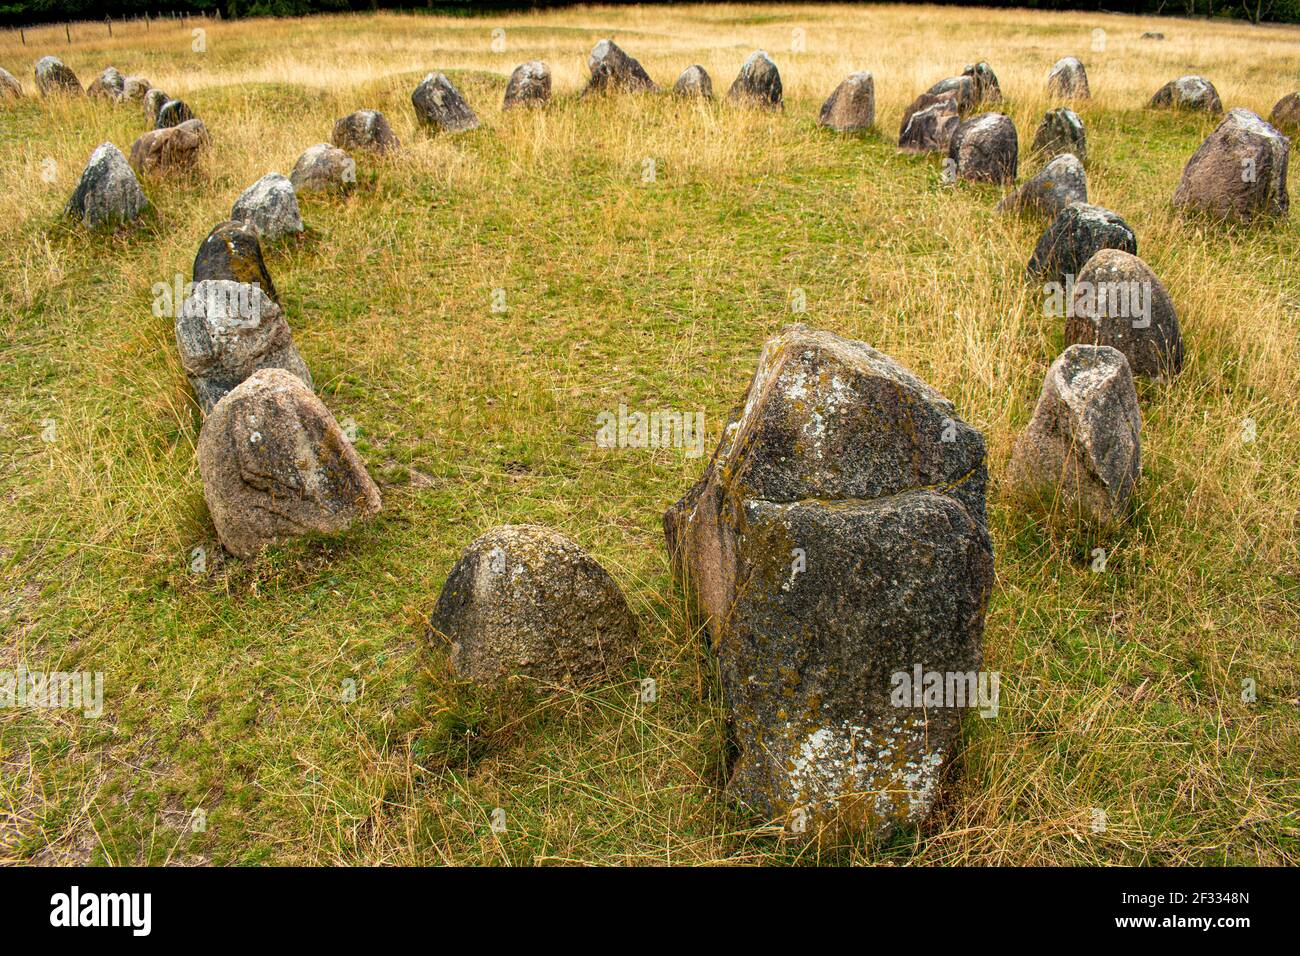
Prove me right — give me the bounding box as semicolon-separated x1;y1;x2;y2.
502;60;551;110
193;220;278;303
673;64;712;99
997;152;1087;217
155;98;195;129
411;72;480;132
1270;92;1300;134
1064;249;1184;379
332;109;400;154
1032;107;1086;162
582;39;656;96
925;75;977;114
231;173;304;241
1047;57;1090;99
962;61;1002;105
430;524;638;689
129;119;208;176
65;142;148;229
143;88;169;125
664;324;993;840
87;66;125;101
121;76;151;102
1028;203;1137;283
1007;344;1141;526
1149;75;1223;113
818;71;875;132
898;89;960;153
0;67;23;99
34;56;81;95
1173;108;1290;223
726;50;782;110
948;112;1018;184
175;279;310;414
197;368;381;559
290;143;356;194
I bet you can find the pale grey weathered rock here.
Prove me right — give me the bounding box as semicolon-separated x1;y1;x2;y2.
997;153;1088;217
727;51;782;110
87;66;125;101
197;368;381;558
1032;107;1086;162
35;56;81;95
1149;75;1222;113
65;142;148;229
948;112;1018;184
290;143;356;194
0;67;23;99
411;72;480;132
1173;108;1290;223
129;118;208;176
121;76;151;103
430;524;638;689
231;173;304;241
673;65;712;99
143;88;169;125
1028;203;1137;283
664;324;993;840
818;72;875;132
583;39;656;96
503;61;551;110
898;90;960;153
332;110;399;154
1047;57;1090;99
1064;249;1183;379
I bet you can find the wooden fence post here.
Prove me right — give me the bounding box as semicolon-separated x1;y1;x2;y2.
65;22;71;44
107;17;113;38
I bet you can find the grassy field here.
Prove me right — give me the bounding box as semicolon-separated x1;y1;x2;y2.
0;3;1296;866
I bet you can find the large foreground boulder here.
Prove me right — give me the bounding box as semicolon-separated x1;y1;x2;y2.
332;109;400;154
65;143;148;229
1063;249;1183;379
996;153;1087;217
193;220;278;302
948;112;1018;184
175;279;310;414
35;56;81;95
1007;345;1141;525
231;173;304;241
818;72;875;132
1047;57;1090;99
290;143;356;194
87;66;125;101
1028;203;1137;283
0;67;22;99
129;119;208;175
582;39;656;96
1173;108;1290;223
1270;92;1300;134
1032;107;1086;162
727;51;782;110
197;368;381;558
503;61;551;110
1149;75;1222;113
898;90;960;153
411;72;479;133
429;525;638;689
664;324;993;840
673;65;712;99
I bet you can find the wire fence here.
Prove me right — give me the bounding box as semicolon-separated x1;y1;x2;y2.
4;12;219;47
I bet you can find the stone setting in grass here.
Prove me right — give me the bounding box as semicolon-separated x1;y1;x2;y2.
411;72;480;133
193;220;279;302
818;71;875;132
1028;202;1137;284
129;119;208;176
1173;108;1290;223
87;66;125;101
1032;107;1086;162
65;142;148;229
1149;75;1223;113
1047;57;1090;99
948;112;1018;184
583;39;656;96
1270;92;1300;134
34;56;81;95
997;152;1088;217
231;173;304;241
156;98;195;129
332;109;400;153
0;66;23;99
290;143;356;194
143;88;169;124
727;50;783;110
121;76;150;102
899;89;960;153
503;61;551;110
673;64;712;98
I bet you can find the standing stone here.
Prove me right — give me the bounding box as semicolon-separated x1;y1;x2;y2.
1028;203;1137;283
1141;32;1165;40
429;525;638;689
175;280;310;414
87;67;125;101
197;368;381;559
0;67;22;99
727;51;782;110
121;76;151;103
1149;76;1222;113
502;61;551;110
962;62;1002;105
1047;57;1090;99
664;324;993;840
332;110;400;154
1032;107;1087;162
996;153;1087;217
818;72;875;133
34;56;81;95
231;173;304;241
156;98;195;129
411;72;480;133
898;89;960;153
290;143;356;194
1007;345;1141;526
1063;249;1183;379
1269;92;1300;134
143;88;169;125
1173;108;1290;223
129;119;208;176
582;39;656;96
64;142;148;229
673;65;713;99
193;220;278;303
948;112;1018;184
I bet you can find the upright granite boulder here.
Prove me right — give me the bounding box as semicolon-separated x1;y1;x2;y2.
290;143;356;194
1007;345;1141;526
411;72;480;133
197;368;381;558
121;76;151;103
1063;249;1183;379
65;142;148;229
673;65;713;99
502;61;551;110
818;72;875;132
1172;108;1290;223
332;109;400;154
727;51;782;110
925;75;977;114
0;67;23;99
429;525;638;689
143;88;169;125
1047;57;1090;99
156;98;195;129
1270;92;1300;134
664;325;994;840
1032;107;1087;162
231;173;304;241
582;39;656;96
1149;76;1222;113
175;279;310;414
948;112;1018;184
1028;203;1137;283
899;90;960;153
997;153;1087;217
129;119;208;176
35;56;81;95
87;66;125;101
193;220;278;302
963;62;1002;105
